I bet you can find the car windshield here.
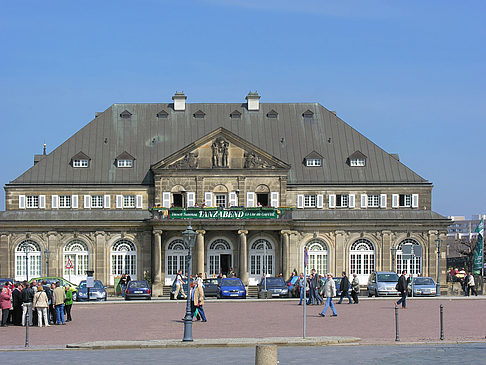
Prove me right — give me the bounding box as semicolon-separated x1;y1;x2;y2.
377;274;399;282
222;279;241;286
79;281;104;289
204;279;219;285
128;281;148;288
263;278;285;285
413;278;434;285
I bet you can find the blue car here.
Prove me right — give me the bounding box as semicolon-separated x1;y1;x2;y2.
217;278;246;299
77;280;107;301
125;280;151;300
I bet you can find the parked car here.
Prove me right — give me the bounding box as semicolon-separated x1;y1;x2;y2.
286;275;300;297
217;278;246;299
77;280;107;301
367;272;399;297
30;277;79;300
408;277;437;296
125;280;151;300
258;277;289;297
202;278;220;297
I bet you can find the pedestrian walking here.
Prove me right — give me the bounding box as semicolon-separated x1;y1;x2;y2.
53;282;66;325
33;285;49;327
0;286;11;327
192;280;207;322
395;270;408;309
350;273;360;304
119;274;128;298
64;285;73;322
337;272;352;304
307;269;317;305
319;273;338;317
466;272;478;296
174;270;187;299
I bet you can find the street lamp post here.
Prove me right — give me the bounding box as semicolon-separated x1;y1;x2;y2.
391;246;397;273
182;224;197;342
45;249;51;277
436;236;442;296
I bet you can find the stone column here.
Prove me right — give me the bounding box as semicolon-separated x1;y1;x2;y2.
152;230;163;297
238;230;249;285
0;233;9;277
196;230;206;277
381;230;392;272
46;232;58;277
280;230;290;279
334;231;346;276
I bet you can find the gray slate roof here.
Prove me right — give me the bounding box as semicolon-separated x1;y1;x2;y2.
290;209;448;221
10;102;428;186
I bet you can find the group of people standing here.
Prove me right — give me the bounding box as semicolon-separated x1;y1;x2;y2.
0;280;73;328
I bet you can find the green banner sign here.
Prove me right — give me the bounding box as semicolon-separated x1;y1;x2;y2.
168;208;279;219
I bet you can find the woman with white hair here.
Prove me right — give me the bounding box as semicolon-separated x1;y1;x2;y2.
351;273;360;304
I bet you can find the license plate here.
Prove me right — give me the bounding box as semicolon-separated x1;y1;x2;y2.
134;291;143;293
230;294;238;296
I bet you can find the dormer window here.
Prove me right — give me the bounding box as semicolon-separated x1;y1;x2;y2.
230;110;241;119
157;110;168;118
115;151;135;168
347;151;367;167
193;110;206;119
266;110;278;119
120;110;132;119
71;152;90;168
303;110;314;122
304;151;323;167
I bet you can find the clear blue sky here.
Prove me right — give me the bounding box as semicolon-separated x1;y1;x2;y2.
1;1;484;217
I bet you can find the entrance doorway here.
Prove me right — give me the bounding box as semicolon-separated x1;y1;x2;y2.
220;254;232;275
207;239;233;277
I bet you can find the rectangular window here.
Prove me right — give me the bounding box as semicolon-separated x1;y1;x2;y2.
123;195;135;208
306;159;322;167
368;194;380;208
26;196;39;208
304;195;317;208
117;159;133;168
91;195;104;208
215;194;227;208
336;194;348;207
73;159;89;167
399;194;412;207
58;195;71;208
350;158;366;167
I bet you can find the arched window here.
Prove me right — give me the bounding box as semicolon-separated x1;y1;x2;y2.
349;239;375;285
110;239;137;285
166;238;188;284
63;240;89;285
396;239;422;276
207;239;233;277
305;240;328;276
15;240;42;281
249;239;275;283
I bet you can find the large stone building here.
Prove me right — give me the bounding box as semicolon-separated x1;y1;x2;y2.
0;92;451;295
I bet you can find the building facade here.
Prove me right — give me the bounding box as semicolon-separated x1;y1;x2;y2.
0;92;451;295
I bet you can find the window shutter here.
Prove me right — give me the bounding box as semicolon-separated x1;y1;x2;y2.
392;194;399;208
18;195;26;209
39;195;46;209
270;192;279;208
297;195;304;209
328;194;336;209
205;192;213;207
412;194;419;208
349;194;355;208
246;192;255;208
71;195;78;209
116;195;123;209
162;192;171;208
51;195;59;209
380;194;387;208
228;192;237;207
84;195;91;209
104;195;111;209
316;194;324;209
136;195;143;209
360;194;368;208
187;192;196;207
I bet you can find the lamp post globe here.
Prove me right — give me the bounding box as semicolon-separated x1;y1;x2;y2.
182;224;197;342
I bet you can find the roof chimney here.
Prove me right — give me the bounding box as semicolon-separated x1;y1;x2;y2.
172;92;187;111
246;91;260;111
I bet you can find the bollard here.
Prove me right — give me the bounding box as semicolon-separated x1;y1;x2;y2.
440;304;444;340
255;344;278;365
25;304;30;348
394;306;400;342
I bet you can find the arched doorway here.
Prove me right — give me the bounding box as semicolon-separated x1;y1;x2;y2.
165;238;188;285
110;239;137;285
349;239;375;285
396;239;422;276
305;239;328;276
249;239;275;284
63;240;89;285
15;240;42;281
207;239;233;277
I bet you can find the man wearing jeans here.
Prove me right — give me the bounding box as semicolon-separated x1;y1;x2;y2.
53;282;66;325
395;270;408;309
319;273;338;317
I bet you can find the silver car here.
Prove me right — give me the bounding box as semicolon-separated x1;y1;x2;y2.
367;271;400;297
408;277;437;296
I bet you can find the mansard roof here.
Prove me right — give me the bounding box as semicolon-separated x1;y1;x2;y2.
10;101;429;185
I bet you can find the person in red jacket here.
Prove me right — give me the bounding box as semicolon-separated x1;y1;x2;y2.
0;286;12;327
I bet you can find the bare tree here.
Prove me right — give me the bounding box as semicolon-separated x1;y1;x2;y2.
456;237;478;272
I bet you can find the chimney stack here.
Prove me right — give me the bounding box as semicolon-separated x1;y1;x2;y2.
246;91;260;111
172;92;187;111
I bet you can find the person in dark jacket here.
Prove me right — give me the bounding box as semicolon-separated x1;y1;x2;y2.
42;281;54;324
12;283;23;325
395;270;408;309
307;269;317;305
21;281;34;326
337;272;352;304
